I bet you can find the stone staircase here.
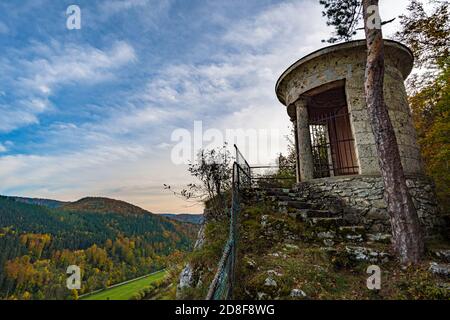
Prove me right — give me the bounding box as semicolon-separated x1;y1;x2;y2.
249;187;393;265
250;186;450;278
237;185;449;299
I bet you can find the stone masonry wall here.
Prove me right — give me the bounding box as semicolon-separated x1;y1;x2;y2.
295;175;443;238
345;57;423;176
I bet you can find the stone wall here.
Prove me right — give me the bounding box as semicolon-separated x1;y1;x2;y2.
294;175;443;237
345;53;423;176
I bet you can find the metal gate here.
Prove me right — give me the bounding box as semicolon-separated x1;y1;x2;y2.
309;106;359;178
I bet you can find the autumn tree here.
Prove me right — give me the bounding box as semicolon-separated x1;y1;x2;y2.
279;125;298;177
165;145;232;220
395;0;449;89
320;0;424;264
395;0;450;213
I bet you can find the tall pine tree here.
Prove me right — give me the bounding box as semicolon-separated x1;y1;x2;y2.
320;0;424;264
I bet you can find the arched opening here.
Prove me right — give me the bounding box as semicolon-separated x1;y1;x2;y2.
305;82;359;178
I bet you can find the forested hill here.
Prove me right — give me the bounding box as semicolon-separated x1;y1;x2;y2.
161;214;204;225
61;197;154;216
0;196;199;300
9;196;68;208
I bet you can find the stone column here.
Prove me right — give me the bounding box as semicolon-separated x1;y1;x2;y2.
295;98;314;181
291;117;301;183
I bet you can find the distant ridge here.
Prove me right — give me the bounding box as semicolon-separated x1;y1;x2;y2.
9;196;68;209
61;197;154;216
161;213;204;225
8;195;204;223
6;196;203;225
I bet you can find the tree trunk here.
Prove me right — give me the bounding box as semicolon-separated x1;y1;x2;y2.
362;0;424;264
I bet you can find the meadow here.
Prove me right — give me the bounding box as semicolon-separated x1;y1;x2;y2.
82;270;168;300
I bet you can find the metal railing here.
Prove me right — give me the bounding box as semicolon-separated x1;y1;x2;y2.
248;153;296;187
234;145;251;188
250;165;296;182
205;145;296;299
206;145;249;300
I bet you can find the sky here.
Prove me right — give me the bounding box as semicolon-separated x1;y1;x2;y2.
0;0;416;214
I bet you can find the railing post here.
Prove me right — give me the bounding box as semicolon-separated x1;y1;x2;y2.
236;164;240;190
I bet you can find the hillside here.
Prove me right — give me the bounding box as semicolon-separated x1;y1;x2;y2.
178;188;450;300
161;214;204;225
0;196;199;300
233;194;450;300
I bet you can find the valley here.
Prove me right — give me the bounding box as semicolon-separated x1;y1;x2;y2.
0;195;200;300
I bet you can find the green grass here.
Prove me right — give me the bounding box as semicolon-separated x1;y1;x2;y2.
82;270;167;300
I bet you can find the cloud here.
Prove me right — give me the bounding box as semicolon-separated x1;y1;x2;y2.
102;0;155;13
0;143;199;213
97;0;172;24
0;144;146;190
18;41;136;95
0;107;40;132
0;21;8;34
126;1;329;162
0;41;136;133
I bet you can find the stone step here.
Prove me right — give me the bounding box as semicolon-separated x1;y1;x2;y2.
344;246;391;264
326;245;391;264
336;226;367;243
278;201;311;210
303;209;339;219
337;226;365;236
430;249;450;263
366;233;392;244
320;245;391;265
256;188;295;196
307;217;343;228
314;226;367;246
268;195;302;202
429;262;450;278
315;231;337;246
288;209;339;222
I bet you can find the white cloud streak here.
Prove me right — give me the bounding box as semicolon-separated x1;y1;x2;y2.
0;41;136;133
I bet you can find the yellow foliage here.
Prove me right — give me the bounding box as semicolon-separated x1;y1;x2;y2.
409;62;450;212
